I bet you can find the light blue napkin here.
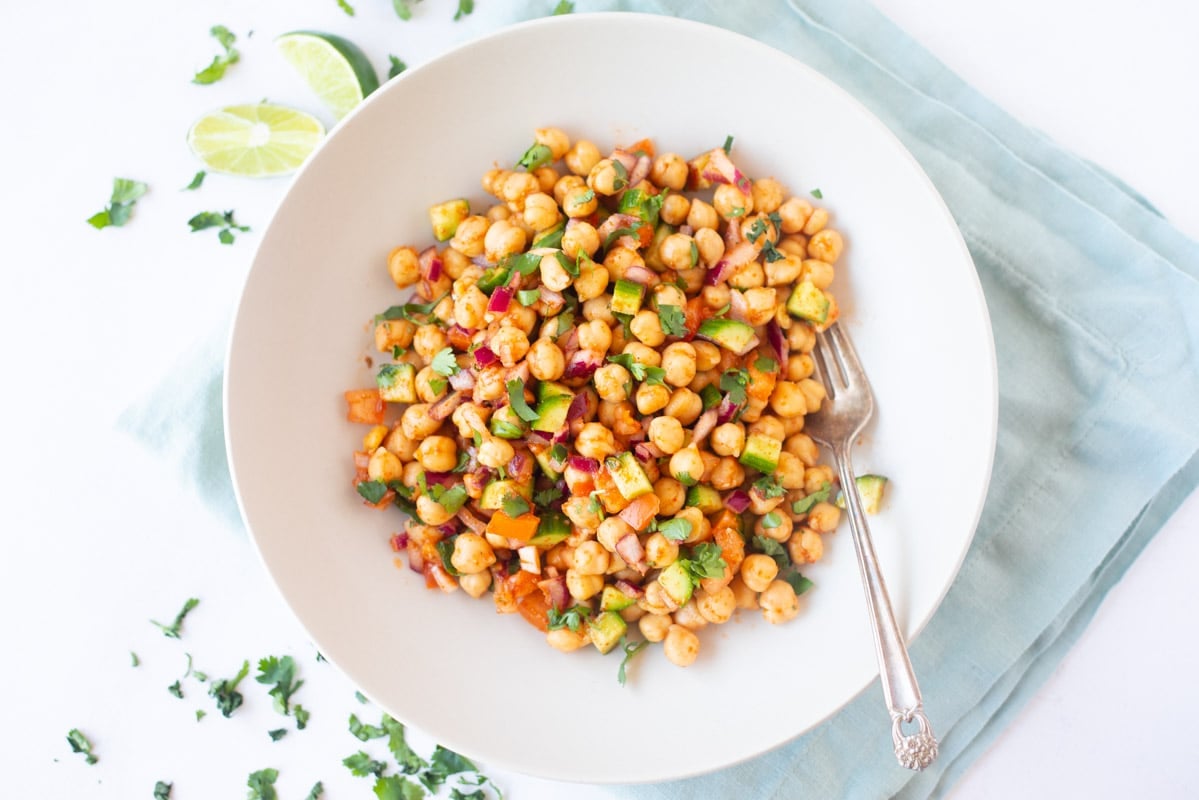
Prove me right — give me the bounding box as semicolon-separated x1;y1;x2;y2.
122;0;1199;796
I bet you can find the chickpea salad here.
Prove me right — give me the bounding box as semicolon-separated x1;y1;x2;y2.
346;128;887;677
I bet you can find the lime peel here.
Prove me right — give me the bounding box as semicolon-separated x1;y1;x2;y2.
275;31;379;120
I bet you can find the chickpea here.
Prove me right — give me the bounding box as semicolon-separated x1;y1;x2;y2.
527;338;565;382
642;532;679;570
668;446;705;485
713;183;752;220
803;207;829;236
470;366;504;402
452;570;489;598
450;402;488;439
411;326;447;365
487;326;528;369
708;423;744;458
415;435;457;473
532;165;560;194
746;417;782;443
776;451;806;490
654;476;686;516
657;233;697;272
707;457;744;492
587;158;626;195
593;363;631;403
644;415;684;455
572;256;608;300
742;287;779;326
481;168;508;196
759;579;800;624
618;312;661;349
696;586;736;624
412;367;444;403
650;152;688;190
564;139;601;176
366;446;403;483
387;246;420;288
694;227;725;267
499;171;539;209
660;342;697;388
799;260;834;292
451;284;486;330
796;378;827;414
663;624;700;667
807;229;844;264
531;126;570;160
477;436;515;469
660;193;691;226
639;613;673;643
374;319;416;353
663;387;702;426
750;177;785;214
562;184;599;218
482;219;526;263
789;528;824;564
673;600;708;630
686;198;719;231
729;576;758;610
485;203;511;223
755;511;793;543
806;501;841;534
416;495;455;526
740;553;779;593
582;297;615;324
603;246;645;281
430;292;454;320
652;283;687;311
728;261;766;290
534;257;569;297
689;341;720;372
522;192;560;232
782;434;819;469
635;382;671;415
575;422;617;460
804;465;836;495
765;253;804;287
777;197;813;234
399;404;438;440
449;215;490;257
621;341;661;367
768;380;807;419
553;174;586;205
448;532;496;575
596;517;634;553
573;540;611;576
702;283;730;310
566;568;604;601
787;353;815;381
546;627;589;652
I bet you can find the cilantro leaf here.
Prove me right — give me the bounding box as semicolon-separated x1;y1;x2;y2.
294;704;311;729
450;791;484;800
431;347;460;376
659;304;688;337
375;295;443;324
349;712;388;741
430;745;477;780
377;363;402;389
255;655;303;716
188;209;249;244
752;535;790;570
517;288;541;306
755;357;778;373
502;494;531;518
192;25;240;85
67;729;98;764
195;710;206;721
184;171;206;191
791;482;832;515
426;482;468;515
436;537;461;576
728;206;745;218
374;775;425;800
786;573;815;595
676;470;697;487
550;443;569;465
388;55;407;79
268;728;288;741
722;134;734;154
246;768;279;800
168;681;183;699
617;637;648;686
810;188;823;199
603;223;642;251
357;480;388;504
682;543;727;581
453;0;474;20
533;486;563;507
517;142;553;171
344;751;388;777
383;714;429;774
506;380;540;422
209;660;250;717
306;782;325;800
719;368;750;406
337;0;356;14
393;0;417;20
88;177;148;230
606;353;665;384
428;376;448;396
656;517;692;542
753;474;786;499
130;651;140;667
547;604;591;632
151;597;200;639
552;0;574;13
576;187;595;204
689;239;700;267
154;781;172;800
746;216;768;243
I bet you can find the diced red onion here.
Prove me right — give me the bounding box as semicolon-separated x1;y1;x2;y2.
429;390;466;421
690;408;718;445
487;286;512;314
390;532;409;551
767;320;788;366
728;289;750;324
566;392;590;422
610;148;637;175
614;579;645;598
436;523;456;538
473;345;497;367
449;370;476;391
568;455;599;474
539;575;570;611
634;442;664;461
419;246;443;282
423;472;458;488
538;288;565;316
716;395;741;425
558;327;580;361
406;540;424;574
628;154;651;187
471;254;495;269
706;241;758;286
615;533;648;575
509;451;527;476
725;490;751;513
700;148;753;197
456;508;487;535
563;349;602;380
623;265;657;286
725;215;743;249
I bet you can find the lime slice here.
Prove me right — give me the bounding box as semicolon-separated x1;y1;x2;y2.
275;31;380;120
187;104;325;177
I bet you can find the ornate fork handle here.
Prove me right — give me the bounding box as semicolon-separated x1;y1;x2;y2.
833;441;938;771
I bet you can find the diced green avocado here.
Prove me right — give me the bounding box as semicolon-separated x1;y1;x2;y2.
600;584;637;613
605;452;654;500
657;561;694;607
611;279;645;316
531;394;572;434
489;405;525;439
479;480;531;510
697;317;759;355
835;474;889;514
739;433;781;474
536;380;574;403
686;484;723;515
786;280;830;325
588;610;628;655
531;219;566;249
428;198;470;242
529;510;572;547
377;363;416;403
531;446;562;480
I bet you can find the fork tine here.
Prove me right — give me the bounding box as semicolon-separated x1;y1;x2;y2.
809;332;836;399
826;323;868;389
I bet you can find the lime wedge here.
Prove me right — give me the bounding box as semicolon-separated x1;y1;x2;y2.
275;31;380;120
186;104;325;177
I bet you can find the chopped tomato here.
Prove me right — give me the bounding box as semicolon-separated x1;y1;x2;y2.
353;451;370;482
635;223;655;249
683;296;709;339
593;467;629;514
447;325;473;350
345;388;385;424
618;493;660;532
485;510;540;543
713;524;746;575
746;357;778;406
517;591;550;632
626;138;656;159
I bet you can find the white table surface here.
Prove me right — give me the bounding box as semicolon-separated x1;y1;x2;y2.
2;1;1195;797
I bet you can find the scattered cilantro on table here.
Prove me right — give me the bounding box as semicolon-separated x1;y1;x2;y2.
183;170;206;191
617;637;648;686
153;781;172;799
66;728;98;764
193;25;240;85
209;659;250;717
337;0;356;15
188;209;250;244
552;0;575;13
388;55;407;79
151;597;199;639
344;751;388;777
87;177;147;230
246;768;279;800
454;0;474;21
306;782;325;800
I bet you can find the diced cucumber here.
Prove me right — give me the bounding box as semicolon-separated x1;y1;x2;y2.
686;484;723;515
699;383;722;411
605;452;654;500
489;405;525;439
531;394;572;434
532;219;565;249
536;380;574;403
588;610;628;655
739;433;781;474
657;561;694;607
428;198;470;242
531;446;561;480
377;363;416;403
643;224;675;272
600;584;636;613
697;317;759;355
835;474;888;514
610;279;645;316
479;479;531;510
476;265;510;293
786;280;830;325
529;510;572;546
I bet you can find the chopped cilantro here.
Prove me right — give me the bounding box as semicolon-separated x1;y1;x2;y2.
754;357;778;373
533;486;563;507
712;302;731;317
436;537;461;576
154;781;172;800
246;768;279;800
256;655;303;716
786;573;815;595
657;517;693;542
383;714;429;774
337;0;356;14
506;380;540;422
355;690;369;704
392;0;418;20
752;474;786;499
306;782;325;800
450;791;484;800
619;186;668;227
268;728;288;742
87;177;148;229
195;709;206;721
576;187;595;204
603;223;642;251
682;542;727;581
187;209;249;244
547;604;592;632
349;713;388;741
763;511;783;529
209;660;250;717
517;288;541;306
168;680;183;699
431;347;460;376
130;651;140;667
761;237;785;263
752;535;790;570
553;250;578;278
550;443;569;464
659;304;688;337
294;704;311;729
428;376;448;396
184;171;206;191
151;597;199;639
587;492;603;515
810;188;823;199
607;353;666;385
453;0;474;20
388;55;408;79
376;775;425;800
502;494;531;518
689;240;700;267
392;345;408;359
344;751;388;777
552;0;574;13
746;217;768;243
792;482;832;515
720;368;750;406
617;637;648;686
357;480;388;504
553;307;576;340
452;450;471;473
425;482;468;515
610;159;629;190
193;25;240;85
722;134;734;154
66;728;98;765
517;142;553;171
377;363;402;389
676;470;697;487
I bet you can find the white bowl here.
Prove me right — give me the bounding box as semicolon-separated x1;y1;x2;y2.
225;12;996;784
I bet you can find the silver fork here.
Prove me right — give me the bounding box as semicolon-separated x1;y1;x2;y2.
803;322;939;771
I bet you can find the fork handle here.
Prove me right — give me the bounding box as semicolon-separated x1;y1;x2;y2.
832;443;938;771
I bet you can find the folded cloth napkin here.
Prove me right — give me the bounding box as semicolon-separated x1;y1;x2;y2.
122;0;1199;796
